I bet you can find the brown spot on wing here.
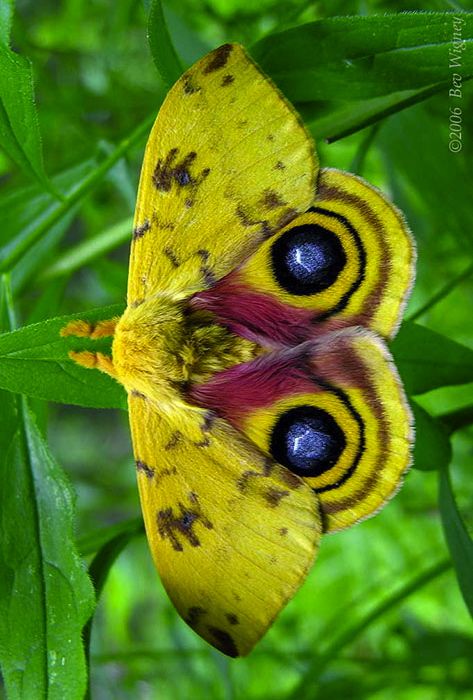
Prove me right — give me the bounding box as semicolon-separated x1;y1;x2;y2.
183;76;201;94
130;390;146;399
203;44;233;74
280;470;303;490
225;613;239;625
207;626;238;657
261;189;287;210
197;249;216;288
202;411;216;432
153;149;194;191
275;161;285;170
201;267;217;288
152;149;210;202
279;527;288;537
276;207;298;232
235;205;273;238
133;220;151;240
164;431;182;450
237;458;273;492
152;214;175;231
265;487;290;508
157;494;213;551
155;467;178;486
163;247;180;268
136;460;155;479
186;606;207;626
197;248;210;262
221;74;234;86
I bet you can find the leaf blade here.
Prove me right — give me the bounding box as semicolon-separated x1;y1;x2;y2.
439;464;473;619
251;13;473;140
392;322;473;395
147;0;184;88
0;305;126;409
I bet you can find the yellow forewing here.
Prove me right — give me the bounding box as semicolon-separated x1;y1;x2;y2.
128;43;317;305
128;393;321;656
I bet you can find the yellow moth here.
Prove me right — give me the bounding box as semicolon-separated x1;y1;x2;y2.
63;44;415;656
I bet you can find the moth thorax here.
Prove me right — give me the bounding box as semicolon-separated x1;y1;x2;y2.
112;300;186;394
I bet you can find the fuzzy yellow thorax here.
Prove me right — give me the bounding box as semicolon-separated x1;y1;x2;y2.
110;296;258;406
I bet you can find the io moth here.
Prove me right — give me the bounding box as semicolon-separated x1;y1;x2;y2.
63;43;415;657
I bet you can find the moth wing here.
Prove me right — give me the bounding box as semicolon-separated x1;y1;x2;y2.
194;168;415;342
128;43;317;305
128;393;321;656
191;327;413;532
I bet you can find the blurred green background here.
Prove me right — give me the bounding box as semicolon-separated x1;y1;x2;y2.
0;0;473;698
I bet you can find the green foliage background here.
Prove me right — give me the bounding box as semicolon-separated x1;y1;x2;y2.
0;0;473;698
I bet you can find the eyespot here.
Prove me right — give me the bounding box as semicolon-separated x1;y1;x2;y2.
270;405;346;477
271;224;346;295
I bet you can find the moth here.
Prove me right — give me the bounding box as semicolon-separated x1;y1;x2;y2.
63;43;415;657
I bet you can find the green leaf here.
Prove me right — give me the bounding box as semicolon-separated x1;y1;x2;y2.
0;159;95;293
39;216;133;283
251;13;473;140
0;305;126;409
0;114;153;273
391;322;473;395
78;517;144;558
148;0;184;88
0;0;14;45
439;464;473;619
0;276;95;698
440;404;473;434
0;400;95;699
0;41;52;189
82;518;143;684
301;82;452;142
411;400;452;472
0;396;95;699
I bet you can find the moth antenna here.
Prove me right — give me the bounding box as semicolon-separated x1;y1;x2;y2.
61;317;118;339
68;350;117;379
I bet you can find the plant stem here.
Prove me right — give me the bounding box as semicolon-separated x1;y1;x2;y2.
408;261;473;322
290;557;451;698
440;405;473;434
350;124;380;175
0;113;155;273
39;217;133;281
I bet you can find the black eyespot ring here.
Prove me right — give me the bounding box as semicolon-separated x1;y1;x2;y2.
271;224;346;296
270;405;346;477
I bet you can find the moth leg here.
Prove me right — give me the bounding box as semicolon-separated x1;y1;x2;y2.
60;317;118;339
68;350;117;379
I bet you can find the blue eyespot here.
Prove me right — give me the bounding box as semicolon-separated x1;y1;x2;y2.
271;224;346;295
270;406;346;477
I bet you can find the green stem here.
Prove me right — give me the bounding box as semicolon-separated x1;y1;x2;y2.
39;216;133;281
0;114;155;273
2;273;18;330
290;557;451;697
407;261;473;322
349;123;380;175
83;519;144;700
440;405;473;434
326;80;453;143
